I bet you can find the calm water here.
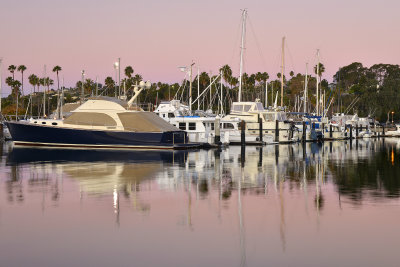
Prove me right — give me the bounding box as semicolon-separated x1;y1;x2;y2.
1;139;400;267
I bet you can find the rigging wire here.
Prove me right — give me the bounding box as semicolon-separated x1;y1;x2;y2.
229;13;245;75
285;39;297;75
247;15;267;71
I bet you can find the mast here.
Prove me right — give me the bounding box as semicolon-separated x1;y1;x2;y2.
0;58;2;115
43;65;46;117
61;77;64;119
265;82;268;108
118;58;121;97
81;70;85;105
95;76;98;96
304;63;308;114
238;9;247;102
197;67;200;110
280;37;285;107
189;62;195;112
316;49;320;116
220;69;223;115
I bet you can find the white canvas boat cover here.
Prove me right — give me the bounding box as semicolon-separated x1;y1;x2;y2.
118;112;179;132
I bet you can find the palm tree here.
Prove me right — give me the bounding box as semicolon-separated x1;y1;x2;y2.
132;74;143;85
39;78;46;91
17;65;27;95
230;77;239;101
124;66;134;78
289;71;294;78
52;66;62;90
5;76;13;87
11;80;22;116
314;63;325;81
104;77;115;96
219;65;232;85
28;74;37;94
84;79;94;95
8;65;16;80
28;74;38;116
52;66;62;117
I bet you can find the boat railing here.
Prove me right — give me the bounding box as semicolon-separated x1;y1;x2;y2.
3;115;42;122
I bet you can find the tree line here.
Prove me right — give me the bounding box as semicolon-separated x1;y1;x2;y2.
1;62;399;122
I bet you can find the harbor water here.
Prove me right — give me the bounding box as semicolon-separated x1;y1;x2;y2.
1;139;400;267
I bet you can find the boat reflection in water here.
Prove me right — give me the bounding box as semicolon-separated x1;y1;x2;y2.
3;139;400;267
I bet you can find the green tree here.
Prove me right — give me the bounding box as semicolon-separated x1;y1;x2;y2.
17;65;27;95
52;65;62;91
132;74;143;85
219;65;232;85
8;65;16;80
124;66;134;78
314;63;325;81
104;76;115;96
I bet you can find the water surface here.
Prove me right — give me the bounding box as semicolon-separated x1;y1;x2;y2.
1;139;400;267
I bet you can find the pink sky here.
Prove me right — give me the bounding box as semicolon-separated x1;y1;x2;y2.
1;0;399;95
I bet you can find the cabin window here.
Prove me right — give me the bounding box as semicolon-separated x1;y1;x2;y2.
52;122;58;126
168;113;175;118
163;114;166;118
34;121;37;124
42;122;46;125
179;122;186;130
188;123;196;130
265;114;275;121
224;123;234;129
244;105;252;112
233;105;242;112
211;123;214;131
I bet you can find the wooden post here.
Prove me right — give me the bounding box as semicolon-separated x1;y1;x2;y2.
302;121;306;143
329;124;332;138
214;117;220;145
275;120;279;143
382;125;385;136
356;124;359;138
258;114;263;143
350;125;353;139
0;123;3;140
240;120;246;146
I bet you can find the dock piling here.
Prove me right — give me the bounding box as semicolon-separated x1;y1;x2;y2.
240;120;246;147
275;120;279;143
258;115;263;143
214;117;221;145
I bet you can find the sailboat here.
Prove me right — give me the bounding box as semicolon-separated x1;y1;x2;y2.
222;11;299;144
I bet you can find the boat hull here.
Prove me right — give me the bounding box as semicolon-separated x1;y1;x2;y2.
6;122;198;150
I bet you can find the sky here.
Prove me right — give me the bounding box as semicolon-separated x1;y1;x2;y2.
0;0;399;95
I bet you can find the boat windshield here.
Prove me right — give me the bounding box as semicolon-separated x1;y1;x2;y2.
232;104;242;112
255;102;264;111
277;112;287;121
243;105;252;112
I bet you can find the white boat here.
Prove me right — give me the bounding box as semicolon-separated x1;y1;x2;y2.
155;100;246;145
223;100;298;143
386;125;400;137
